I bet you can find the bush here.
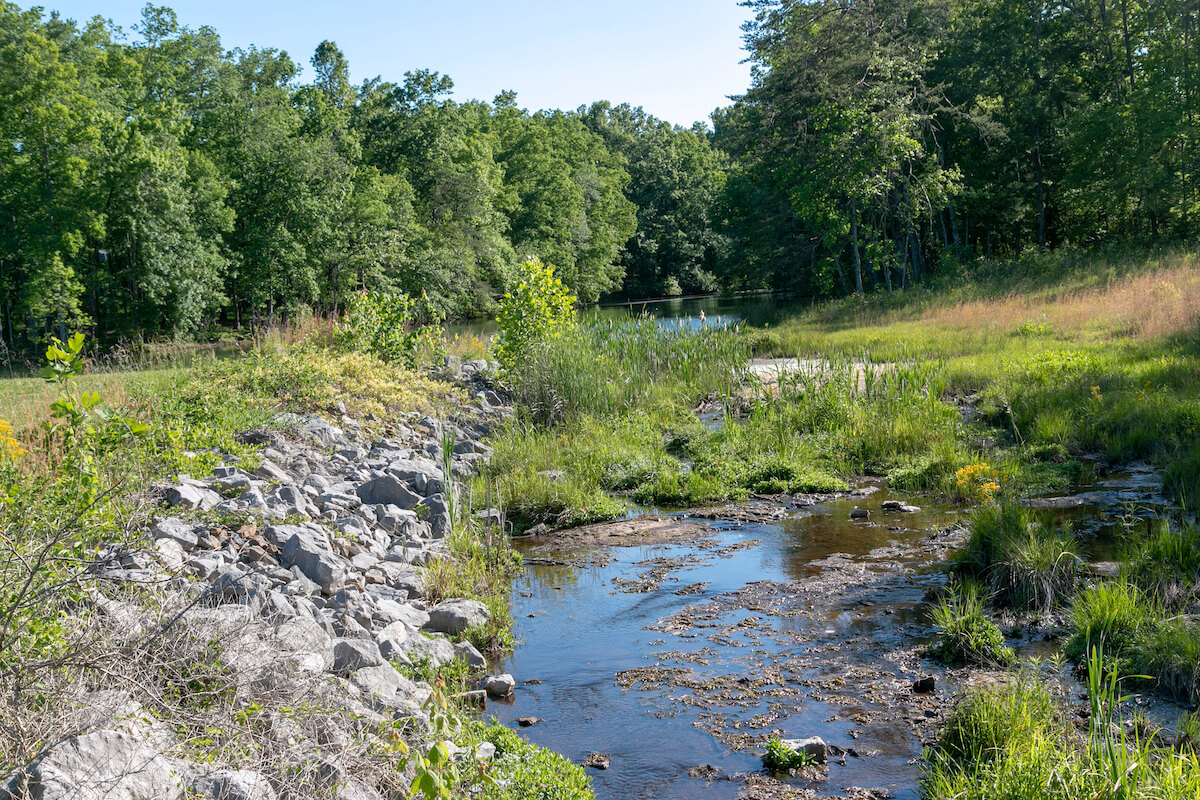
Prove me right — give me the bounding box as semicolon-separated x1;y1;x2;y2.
336;289;446;368
494;258;577;376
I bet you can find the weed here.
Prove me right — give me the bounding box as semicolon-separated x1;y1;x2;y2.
929;582;1015;668
762;737;816;772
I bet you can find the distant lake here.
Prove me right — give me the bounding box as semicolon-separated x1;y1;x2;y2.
447;292;809;340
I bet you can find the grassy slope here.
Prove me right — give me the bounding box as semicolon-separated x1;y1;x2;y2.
757;247;1200;505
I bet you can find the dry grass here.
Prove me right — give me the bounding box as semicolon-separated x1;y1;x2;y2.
923;261;1200;341
0;368;183;441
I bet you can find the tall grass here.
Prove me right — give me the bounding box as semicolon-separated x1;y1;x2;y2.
923;654;1200;800
956;502;1081;614
1068;523;1200;706
507;317;749;425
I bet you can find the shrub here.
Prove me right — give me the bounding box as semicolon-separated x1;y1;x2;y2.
336;289;446;368
494;258;577;376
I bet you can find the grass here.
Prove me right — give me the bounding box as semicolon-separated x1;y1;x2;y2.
924;662;1200;800
1066;522;1200;707
929;581;1016;668
955;502;1082;614
753;247;1200;507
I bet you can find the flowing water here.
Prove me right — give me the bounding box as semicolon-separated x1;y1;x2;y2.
489;489;967;799
481;464;1181;800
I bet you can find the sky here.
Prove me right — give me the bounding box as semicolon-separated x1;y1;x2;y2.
33;0;755;127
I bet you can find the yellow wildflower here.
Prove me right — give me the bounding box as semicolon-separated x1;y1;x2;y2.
0;418;25;460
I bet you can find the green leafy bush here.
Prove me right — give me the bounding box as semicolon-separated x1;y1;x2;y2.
494;258;577;375
336;289;446;368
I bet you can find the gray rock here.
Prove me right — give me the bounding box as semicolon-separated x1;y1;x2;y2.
276;615;334;673
278;528;347;593
165;483;221;511
374;621;411;660
424;599;489;636
153;538;186;571
419;494;452;538
332;638;385;675
210;564;273;599
348;664;421;710
402;633;456;667
386;459;444;496
2;728;184;800
481;673;515;698
356;476;422;509
150;517;199;550
191;770;277;800
365;562;426;597
302;416;344;446
253;459;291;483
881;500;922;513
453;641;487;671
335;780;384;800
776;736;827;765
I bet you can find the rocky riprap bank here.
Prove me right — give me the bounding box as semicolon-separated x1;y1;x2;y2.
2;359;515;800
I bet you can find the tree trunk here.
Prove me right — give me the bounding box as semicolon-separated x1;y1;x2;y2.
851;205;864;296
1120;0;1136;92
1034;136;1048;247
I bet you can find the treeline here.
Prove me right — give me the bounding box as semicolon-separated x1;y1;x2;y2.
0;3;725;353
716;0;1199;295
2;1;1197;353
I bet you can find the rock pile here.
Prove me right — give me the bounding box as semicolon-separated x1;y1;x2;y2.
2;360;519;800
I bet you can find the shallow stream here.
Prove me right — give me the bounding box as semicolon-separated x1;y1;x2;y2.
482;461;1181;800
490;489;965;799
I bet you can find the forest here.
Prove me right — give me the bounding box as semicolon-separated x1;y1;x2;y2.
1;0;1196;354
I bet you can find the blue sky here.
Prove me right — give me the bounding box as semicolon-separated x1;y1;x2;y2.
34;1;754;127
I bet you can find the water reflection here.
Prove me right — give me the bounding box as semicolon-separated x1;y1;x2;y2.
446;292;807;340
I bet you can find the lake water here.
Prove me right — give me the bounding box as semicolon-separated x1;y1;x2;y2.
447;292;810;340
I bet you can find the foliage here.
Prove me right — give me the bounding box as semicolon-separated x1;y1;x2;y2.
335;289;445;368
493;259;577;375
929;582;1015;668
467;721;592;800
762;737;815;772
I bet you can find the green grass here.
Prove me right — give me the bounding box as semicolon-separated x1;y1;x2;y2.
956;503;1081;614
923;667;1200;800
1067;525;1200;707
929;582;1015;668
753;248;1200;507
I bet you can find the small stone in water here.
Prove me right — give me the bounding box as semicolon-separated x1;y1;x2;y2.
584;753;611;770
912;675;937;694
517;716;542;727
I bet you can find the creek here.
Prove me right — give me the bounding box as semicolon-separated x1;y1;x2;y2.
481;466;1178;800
